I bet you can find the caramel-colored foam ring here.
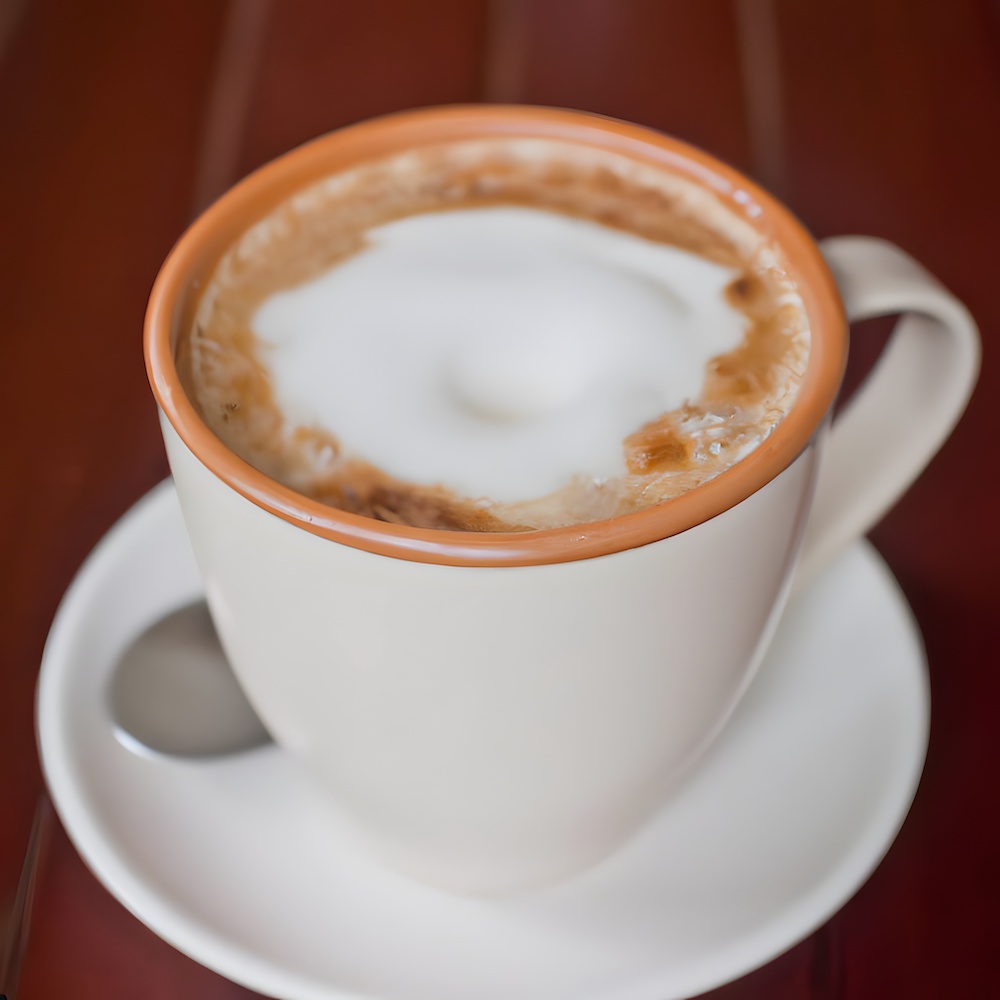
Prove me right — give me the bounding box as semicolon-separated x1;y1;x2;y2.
144;105;847;567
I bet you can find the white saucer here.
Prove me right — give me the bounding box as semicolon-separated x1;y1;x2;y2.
38;481;928;1000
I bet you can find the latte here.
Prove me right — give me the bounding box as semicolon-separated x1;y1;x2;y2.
179;138;809;531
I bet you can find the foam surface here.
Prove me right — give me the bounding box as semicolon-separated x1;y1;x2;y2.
253;207;746;502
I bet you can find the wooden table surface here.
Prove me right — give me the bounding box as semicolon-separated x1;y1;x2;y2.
1;2;997;996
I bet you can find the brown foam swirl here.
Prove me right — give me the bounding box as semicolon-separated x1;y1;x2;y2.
180;138;809;532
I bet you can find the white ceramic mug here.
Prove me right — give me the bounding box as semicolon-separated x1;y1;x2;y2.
145;107;979;894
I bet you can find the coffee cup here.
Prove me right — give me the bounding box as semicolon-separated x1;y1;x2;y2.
144;106;979;894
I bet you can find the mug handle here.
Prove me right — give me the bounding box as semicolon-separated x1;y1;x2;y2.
793;236;980;593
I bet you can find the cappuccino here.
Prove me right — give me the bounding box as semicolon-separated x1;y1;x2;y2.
180;138;809;531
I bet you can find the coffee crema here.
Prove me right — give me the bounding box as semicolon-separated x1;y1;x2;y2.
180;138;810;532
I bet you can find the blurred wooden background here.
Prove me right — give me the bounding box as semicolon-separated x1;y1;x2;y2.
1;1;998;996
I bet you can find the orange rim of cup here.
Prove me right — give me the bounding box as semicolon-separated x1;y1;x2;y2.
145;105;847;567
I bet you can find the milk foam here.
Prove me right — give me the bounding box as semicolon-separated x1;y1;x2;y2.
253;207;747;503
186;137;811;531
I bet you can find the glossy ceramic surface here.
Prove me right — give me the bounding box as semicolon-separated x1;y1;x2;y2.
38;482;928;999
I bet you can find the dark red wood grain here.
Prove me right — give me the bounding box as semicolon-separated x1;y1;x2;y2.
1;2;997;997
